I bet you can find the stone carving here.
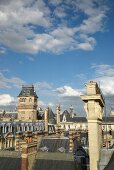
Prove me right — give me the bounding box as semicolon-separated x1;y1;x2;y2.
40;146;49;152
58;147;65;153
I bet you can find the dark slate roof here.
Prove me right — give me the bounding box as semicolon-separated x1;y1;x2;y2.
48;109;56;124
61;110;71;120
0;157;21;170
39;108;56;124
71;117;87;123
33;136;88;170
60;110;87;123
0;113;17;119
104;151;114;170
103;116;114;123
18;85;38;97
33;159;81;170
60;111;114;123
39;138;69;153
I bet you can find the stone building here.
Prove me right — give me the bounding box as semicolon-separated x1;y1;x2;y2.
1;82;114;170
0;85;55;151
17;85;38;121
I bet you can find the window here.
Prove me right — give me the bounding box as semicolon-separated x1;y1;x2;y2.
29;98;32;102
62;115;66;122
27;90;30;96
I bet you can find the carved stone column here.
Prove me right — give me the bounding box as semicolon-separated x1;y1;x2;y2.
81;81;105;170
56;105;61;125
44;107;49;133
69;129;73;152
21;144;28;170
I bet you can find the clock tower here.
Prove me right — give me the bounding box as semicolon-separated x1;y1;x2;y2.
17;85;38;122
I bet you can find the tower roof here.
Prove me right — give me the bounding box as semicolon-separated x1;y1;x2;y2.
17;85;38;98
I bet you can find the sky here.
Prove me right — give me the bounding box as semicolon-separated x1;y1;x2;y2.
0;0;114;115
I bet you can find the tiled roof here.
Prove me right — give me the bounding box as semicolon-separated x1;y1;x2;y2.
103;116;114;123
33;159;80;170
104;151;114;170
39;138;69;153
18;85;38;97
0;157;21;170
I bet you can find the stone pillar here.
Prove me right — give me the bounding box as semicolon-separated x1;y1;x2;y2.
69;129;73;152
4;126;6;133
21;144;28;170
15;139;20;151
3;125;5;134
56;124;61;137
10;125;12;132
44;107;49;133
56;105;61;125
21;143;37;170
81;81;105;170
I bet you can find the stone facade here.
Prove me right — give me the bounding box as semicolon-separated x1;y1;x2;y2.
17;85;38;122
81;81;105;170
0;85;55;150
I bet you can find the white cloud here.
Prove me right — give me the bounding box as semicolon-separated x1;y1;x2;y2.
0;94;15;105
26;56;35;62
91;64;114;77
49;0;62;6
0;47;6;54
55;85;82;97
95;77;114;95
0;72;25;89
48;102;54;107
53;6;66;18
91;64;114;95
38;100;46;107
34;81;53;90
38;100;54;108
0;0;109;53
77;41;95;51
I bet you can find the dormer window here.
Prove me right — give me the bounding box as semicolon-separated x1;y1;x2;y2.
26;90;30;96
29;98;32;102
23;90;25;95
62;115;66;122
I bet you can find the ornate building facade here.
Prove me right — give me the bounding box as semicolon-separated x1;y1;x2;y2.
17;85;38;121
0;85;55;151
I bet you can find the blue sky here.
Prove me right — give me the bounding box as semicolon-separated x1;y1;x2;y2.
0;0;114;115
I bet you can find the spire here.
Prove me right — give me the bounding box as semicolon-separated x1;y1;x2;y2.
56;105;61;125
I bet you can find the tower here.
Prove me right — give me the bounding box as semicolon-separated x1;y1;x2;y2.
44;107;49;133
56;105;61;125
81;81;105;170
17;85;38;122
69;105;74;118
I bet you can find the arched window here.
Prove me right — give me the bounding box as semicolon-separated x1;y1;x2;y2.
22;98;26;102
62;115;66;122
29;98;32;102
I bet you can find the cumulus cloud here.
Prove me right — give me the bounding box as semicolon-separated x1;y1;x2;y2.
91;64;114;77
95;77;114;95
0;0;109;53
38;100;54;109
0;72;25;89
55;85;83;97
38;100;46;107
0;94;15;106
34;81;53;90
91;64;114;95
0;46;6;54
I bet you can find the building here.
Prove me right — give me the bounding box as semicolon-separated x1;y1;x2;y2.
1;82;114;170
17;85;38;121
0;85;55;151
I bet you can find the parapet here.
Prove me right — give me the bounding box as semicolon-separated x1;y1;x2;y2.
86;81;100;95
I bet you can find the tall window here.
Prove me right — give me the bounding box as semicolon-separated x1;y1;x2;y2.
29;98;32;102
